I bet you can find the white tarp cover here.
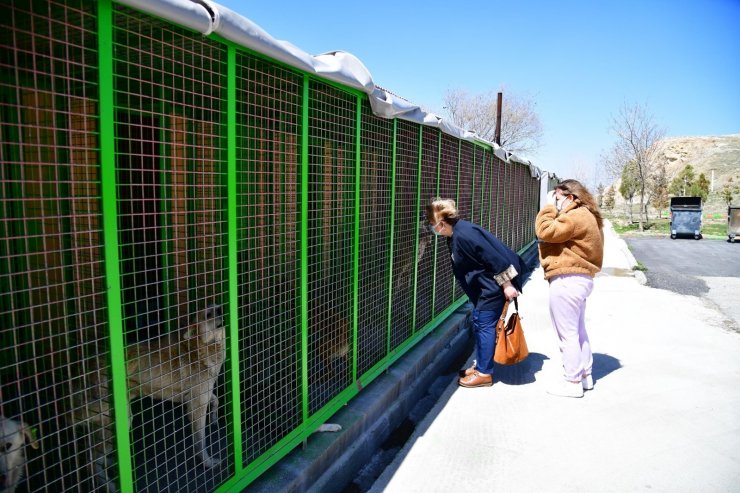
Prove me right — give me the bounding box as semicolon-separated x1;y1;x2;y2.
118;0;213;34
115;0;541;174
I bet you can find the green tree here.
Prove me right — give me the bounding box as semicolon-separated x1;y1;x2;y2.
720;177;738;206
669;164;695;196
688;173;710;202
619;160;640;223
603;185;616;211
650;162;670;218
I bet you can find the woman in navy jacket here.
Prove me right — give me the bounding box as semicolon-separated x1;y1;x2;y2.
426;198;527;387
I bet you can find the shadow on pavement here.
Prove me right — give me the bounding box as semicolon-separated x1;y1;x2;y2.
493;351;621;386
494;352;548;385
592;352;622;381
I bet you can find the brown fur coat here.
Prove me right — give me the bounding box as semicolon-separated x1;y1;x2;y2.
536;201;604;280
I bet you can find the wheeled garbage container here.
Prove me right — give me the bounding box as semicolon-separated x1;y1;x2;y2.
729;206;740;243
670;196;702;240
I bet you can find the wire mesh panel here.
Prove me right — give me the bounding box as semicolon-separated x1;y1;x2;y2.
434;134;457;316
472;147;485;229
493;156;505;242
389;120;421;350
522;166;531;248
0;1;110;491
235;52;303;464
455;142;475;301
479;149;492;233
306;81;356;414
503;160;515;248
528;174;539;240
357;100;393;376
509;162;518;248
519;165;528;249
112;6;230;491
481;150;494;234
457;142;474;223
415;128;439;330
512;163;521;249
519;167;528;248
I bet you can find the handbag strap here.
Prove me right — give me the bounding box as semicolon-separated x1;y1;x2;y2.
499;300;510;322
499;298;520;323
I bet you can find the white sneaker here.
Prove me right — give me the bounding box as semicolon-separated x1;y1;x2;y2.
547;379;584;398
582;375;594;391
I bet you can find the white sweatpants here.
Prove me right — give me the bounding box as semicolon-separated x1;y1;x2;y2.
549;274;594;382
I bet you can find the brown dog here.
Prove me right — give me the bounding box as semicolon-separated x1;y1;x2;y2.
69;304;224;491
313;307;350;376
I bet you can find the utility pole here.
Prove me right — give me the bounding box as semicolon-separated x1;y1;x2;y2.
494;92;502;146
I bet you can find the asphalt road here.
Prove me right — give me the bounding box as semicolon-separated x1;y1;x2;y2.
625;236;740;328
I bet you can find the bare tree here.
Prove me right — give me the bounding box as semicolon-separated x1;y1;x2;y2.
604;102;666;231
443;88;543;156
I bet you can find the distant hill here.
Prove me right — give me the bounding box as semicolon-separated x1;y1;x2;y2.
611;134;740;213
660;134;740;191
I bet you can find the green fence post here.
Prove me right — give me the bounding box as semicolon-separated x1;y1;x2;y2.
300;75;310;426
97;1;134;491
226;43;245;476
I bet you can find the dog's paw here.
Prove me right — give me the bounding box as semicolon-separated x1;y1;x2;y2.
316;423;342;433
201;455;221;468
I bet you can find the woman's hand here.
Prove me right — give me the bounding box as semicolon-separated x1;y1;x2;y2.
546;190;557;206
502;281;519;301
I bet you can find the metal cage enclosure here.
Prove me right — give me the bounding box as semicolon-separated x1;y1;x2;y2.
0;1;542;491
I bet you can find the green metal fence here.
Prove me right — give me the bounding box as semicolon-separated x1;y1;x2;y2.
0;1;541;491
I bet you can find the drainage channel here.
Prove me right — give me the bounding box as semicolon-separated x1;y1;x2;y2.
341;336;475;492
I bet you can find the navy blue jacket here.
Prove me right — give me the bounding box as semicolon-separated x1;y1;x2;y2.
446;220;528;310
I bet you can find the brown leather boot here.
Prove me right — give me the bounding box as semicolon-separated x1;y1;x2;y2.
458;371;493;388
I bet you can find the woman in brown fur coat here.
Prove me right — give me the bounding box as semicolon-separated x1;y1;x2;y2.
536;179;604;398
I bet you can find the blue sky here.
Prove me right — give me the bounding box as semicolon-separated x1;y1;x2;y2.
216;0;740;183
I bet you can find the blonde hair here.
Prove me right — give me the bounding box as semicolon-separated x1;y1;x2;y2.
555;179;604;230
425;197;459;224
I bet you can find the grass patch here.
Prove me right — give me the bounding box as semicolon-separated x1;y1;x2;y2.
610;217;729;238
633;261;648;272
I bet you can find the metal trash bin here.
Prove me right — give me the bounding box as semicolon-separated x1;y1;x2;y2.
670;196;702;240
729;206;740;243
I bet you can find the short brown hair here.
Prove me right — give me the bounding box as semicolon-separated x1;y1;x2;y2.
425;197;459;224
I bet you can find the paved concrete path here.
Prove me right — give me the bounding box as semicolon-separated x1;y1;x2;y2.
369;220;740;493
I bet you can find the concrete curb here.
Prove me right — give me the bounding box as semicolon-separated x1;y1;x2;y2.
245;305;473;493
